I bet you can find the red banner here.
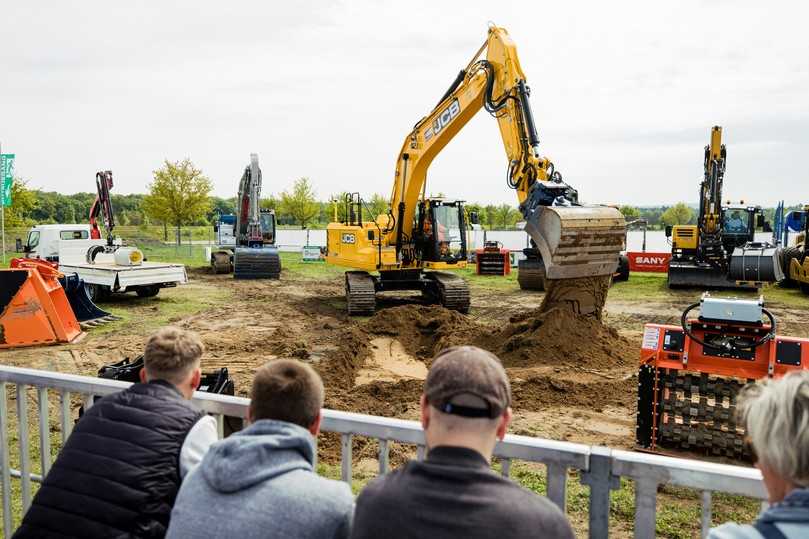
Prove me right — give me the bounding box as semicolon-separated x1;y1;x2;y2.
627;252;671;273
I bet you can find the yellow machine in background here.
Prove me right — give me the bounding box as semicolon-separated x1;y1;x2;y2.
666;126;782;289
783;205;809;293
327;25;626;315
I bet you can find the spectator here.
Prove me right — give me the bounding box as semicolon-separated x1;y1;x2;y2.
351;346;574;539
166;359;354;539
14;327;217;539
708;371;809;539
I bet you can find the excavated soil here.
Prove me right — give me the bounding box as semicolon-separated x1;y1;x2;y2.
5;268;804;464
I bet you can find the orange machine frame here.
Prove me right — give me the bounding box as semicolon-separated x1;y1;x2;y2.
636;319;808;455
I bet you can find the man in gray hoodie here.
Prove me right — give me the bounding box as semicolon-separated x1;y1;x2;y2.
166;359;354;539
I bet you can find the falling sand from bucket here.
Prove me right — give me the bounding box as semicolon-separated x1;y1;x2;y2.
539;275;611;320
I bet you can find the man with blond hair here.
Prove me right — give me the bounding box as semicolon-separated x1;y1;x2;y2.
351;346;574;539
166;359;354;539
14;327;217;539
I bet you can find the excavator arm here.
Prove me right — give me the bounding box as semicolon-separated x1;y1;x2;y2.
386;26;624;284
89;171;115;245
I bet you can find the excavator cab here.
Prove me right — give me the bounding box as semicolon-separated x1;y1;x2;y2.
414;200;467;265
259;210;276;245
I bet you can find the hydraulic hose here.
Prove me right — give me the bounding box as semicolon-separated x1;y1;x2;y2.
680;302;776;350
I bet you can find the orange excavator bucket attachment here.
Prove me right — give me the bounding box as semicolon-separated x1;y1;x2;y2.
0;259;83;348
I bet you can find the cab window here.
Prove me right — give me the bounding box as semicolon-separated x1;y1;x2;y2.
723;210;749;234
60;230;89;240
27;230;40;250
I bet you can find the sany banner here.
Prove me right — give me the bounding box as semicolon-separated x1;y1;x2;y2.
627;252;671;273
0;154;14;207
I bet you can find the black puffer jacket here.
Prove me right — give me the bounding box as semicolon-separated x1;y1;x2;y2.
14;380;205;539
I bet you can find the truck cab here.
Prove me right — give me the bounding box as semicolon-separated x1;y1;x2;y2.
19;224;93;262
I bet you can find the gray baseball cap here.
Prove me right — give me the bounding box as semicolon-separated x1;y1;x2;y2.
424;346;511;419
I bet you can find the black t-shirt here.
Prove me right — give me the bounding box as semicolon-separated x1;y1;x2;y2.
351;445;575;539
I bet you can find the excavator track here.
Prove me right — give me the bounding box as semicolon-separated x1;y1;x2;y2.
427;272;470;313
655;368;747;459
234;248;281;279
345;271;376;316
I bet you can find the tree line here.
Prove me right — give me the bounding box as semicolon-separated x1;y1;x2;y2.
4;158;791;237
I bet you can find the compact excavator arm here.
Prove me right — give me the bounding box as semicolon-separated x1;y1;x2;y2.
327;25;626;316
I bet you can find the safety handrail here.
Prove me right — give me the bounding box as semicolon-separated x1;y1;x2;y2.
0;365;765;539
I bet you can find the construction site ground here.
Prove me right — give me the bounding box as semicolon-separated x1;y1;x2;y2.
3;254;809;537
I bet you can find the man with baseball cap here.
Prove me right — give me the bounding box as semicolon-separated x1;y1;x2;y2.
351;346;574;539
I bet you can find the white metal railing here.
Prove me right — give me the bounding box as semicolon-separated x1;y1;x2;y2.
0;365;766;538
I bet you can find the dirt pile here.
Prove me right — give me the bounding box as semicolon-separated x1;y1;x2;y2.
364;305;478;361
360;303;633;372
487;306;635;370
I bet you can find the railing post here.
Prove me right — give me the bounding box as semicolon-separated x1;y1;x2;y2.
341;434;352;484
216;414;224;440
701;491;713;539
378;439;389;475
580;446;619;539
60;390;72;444
546;463;568;512
634;476;660;539
500;457;512;478
38;387;51;477
416;444;426;461
17;384;32;511
0;383;11;538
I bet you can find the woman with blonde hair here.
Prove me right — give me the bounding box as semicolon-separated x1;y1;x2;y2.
709;371;809;539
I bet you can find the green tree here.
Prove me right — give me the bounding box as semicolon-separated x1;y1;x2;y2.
3;178;38;228
493;203;519;229
660;203;694;227
280;177;319;229
365;194;389;221
143;159;212;244
619;205;641;221
482;204;498;229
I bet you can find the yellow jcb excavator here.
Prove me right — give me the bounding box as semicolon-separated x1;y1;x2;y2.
326;25;626;316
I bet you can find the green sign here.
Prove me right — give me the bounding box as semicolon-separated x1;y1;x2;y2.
0;154;14;207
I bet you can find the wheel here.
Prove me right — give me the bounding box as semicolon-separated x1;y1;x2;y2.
613;254;630;282
84;283;109;302
780;246;802;287
136;286;160;298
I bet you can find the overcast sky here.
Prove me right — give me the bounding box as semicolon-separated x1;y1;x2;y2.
3;1;807;207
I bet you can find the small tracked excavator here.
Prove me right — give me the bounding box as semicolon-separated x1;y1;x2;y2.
636;294;808;459
326;25;626;315
666;127;782;289
211;154;281;279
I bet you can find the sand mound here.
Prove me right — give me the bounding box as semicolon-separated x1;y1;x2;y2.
364;305;478;360
487;306;634;369
361;303;633;372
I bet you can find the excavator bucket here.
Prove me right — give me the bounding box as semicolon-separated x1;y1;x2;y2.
0;261;83;349
524;205;626;280
59;273;119;327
